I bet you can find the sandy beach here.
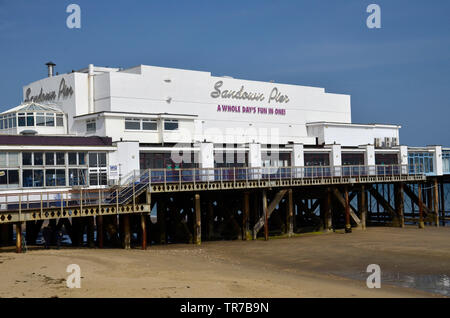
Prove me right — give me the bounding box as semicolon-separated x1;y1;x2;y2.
0;226;449;298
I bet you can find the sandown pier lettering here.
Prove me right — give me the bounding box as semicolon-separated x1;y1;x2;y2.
24;78;73;103
210;81;289;104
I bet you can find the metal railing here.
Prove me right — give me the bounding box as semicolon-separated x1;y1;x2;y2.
0;164;423;214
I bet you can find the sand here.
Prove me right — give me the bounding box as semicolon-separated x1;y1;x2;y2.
0;226;449;298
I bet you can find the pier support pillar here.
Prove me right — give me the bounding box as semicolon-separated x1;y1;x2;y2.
123;214;131;249
286;189;294;237
344;187;352;233
157;200;166;244
394;183;405;228
433;178;440;227
87;216;95;248
96;215;104;248
15;222;22;253
243;192;251;240
324;188;333;232
418;184;425;229
358;185;368;230
141;213;148;250
207;198;214;240
194;194;201;245
440;181;446;226
263;190;269;241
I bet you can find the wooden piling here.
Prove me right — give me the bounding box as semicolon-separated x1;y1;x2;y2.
263;190;268;240
440;181;446;226
194;193;201;245
433;178;440;227
96;215;104;248
141;213;148;250
344;187;352;233
87;216;95;248
394;183;405;228
358;185;367;230
157;199;166;244
287;189;294;237
207;198;214;240
418;183;425;229
242;192;251;240
123;214;131;249
15;222;22;253
324;188;333;231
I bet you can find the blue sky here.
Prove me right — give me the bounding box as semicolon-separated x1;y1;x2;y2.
0;0;449;146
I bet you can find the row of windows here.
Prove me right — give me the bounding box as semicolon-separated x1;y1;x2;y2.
87;118;180;132
408;152;434;174
0;168;108;188
443;151;450;173
0;112;64;129
0;152;106;168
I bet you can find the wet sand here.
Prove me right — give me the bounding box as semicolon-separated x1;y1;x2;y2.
0;226;449;298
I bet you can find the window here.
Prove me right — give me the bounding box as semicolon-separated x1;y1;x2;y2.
125;118;141;130
0;117;3;129
56;169;66;186
99;153;107;167
45;169;56;186
164;119;178;130
45;113;55;126
56;152;65;165
68;153;77;165
36;113;45;126
18;113;26;127
0;153;6;167
142;119;157;130
89;153;98;167
26;113;34;126
69;169;87;186
408;152;434;174
78;153;86;165
86;119;96;132
45;152;55;165
56;114;64;127
8;153;19;166
34;152;44;165
443;152;450;174
8;170;19;187
22;152;32;165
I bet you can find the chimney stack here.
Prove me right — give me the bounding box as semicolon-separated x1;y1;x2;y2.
45;61;56;77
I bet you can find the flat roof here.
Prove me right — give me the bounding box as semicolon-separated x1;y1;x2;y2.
0;135;112;147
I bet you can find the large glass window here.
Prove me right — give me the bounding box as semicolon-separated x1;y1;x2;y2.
342;153;365;166
45;152;55;165
45;169;56;186
443;151;450;174
86;119;96;132
56;114;64;127
34;152;44;165
9;153;19;166
68;153;77;165
164;119;178;131
78;153;86;165
304;153;330;166
56;169;65;186
69;169;87;186
408;152;434;174
56;152;65;165
22;152;32;165
18;113;26;127
125;118;141;130
142;119;157;130
26;113;34;126
33;170;44;187
0;153;6;167
36;113;45;126
45;113;55;126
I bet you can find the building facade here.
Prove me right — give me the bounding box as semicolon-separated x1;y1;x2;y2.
0;63;448;194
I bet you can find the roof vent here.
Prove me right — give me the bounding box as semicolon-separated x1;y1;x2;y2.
45;61;56;77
